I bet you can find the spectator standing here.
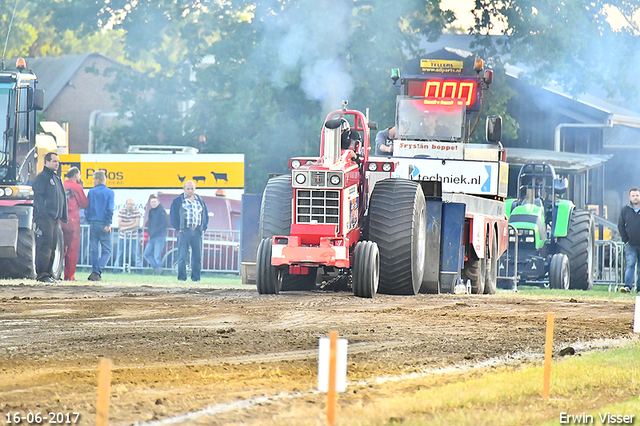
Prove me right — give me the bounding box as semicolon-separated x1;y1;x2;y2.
144;195;168;275
618;187;640;293
86;170;114;281
33;152;68;282
116;199;142;269
61;167;89;281
170;181;209;281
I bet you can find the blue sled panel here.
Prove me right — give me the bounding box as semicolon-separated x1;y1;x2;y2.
240;194;262;264
440;202;466;293
420;199;442;294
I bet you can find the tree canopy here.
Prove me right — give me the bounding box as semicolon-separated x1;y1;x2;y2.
2;0;639;192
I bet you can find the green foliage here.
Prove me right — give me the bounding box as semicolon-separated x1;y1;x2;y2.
81;0;455;193
1;1;126;60
470;0;640;101
11;0;638;193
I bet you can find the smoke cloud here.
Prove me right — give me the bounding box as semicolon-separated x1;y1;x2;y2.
259;0;354;113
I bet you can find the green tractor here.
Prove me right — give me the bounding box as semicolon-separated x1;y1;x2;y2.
500;162;595;290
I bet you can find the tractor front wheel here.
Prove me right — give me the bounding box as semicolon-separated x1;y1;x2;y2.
352;241;379;298
549;253;570;290
462;256;486;294
0;228;36;279
258;175;315;291
256;238;282;295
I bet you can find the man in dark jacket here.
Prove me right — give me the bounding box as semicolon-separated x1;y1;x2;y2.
170;181;209;281
33;152;68;282
144;194;168;275
618;187;640;292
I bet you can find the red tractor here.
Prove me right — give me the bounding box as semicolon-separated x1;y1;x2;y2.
256;103;427;298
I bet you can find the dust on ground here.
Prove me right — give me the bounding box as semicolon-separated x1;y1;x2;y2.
0;282;635;425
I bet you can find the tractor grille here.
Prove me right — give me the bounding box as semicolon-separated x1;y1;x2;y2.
296;189;340;225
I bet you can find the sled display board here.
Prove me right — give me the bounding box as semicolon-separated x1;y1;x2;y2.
392;157;509;198
59;154;244;189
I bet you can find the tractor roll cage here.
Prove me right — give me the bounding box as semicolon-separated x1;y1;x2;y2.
517;162;558;206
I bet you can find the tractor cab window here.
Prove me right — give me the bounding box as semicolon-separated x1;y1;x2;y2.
396;98;465;141
17;86;29;141
0;87;12;182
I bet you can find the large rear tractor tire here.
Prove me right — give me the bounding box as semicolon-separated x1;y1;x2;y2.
368;179;426;295
549;253;570;290
0;228;36;279
557;210;595;290
256;238;282;294
483;233;498;294
352;241;379;298
258;175;316;291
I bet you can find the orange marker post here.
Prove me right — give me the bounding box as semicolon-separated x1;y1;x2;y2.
542;313;555;400
327;331;338;426
96;358;113;426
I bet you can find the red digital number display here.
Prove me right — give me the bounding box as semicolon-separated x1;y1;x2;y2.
407;79;478;107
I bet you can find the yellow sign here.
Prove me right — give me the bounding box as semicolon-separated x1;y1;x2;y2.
420;59;463;74
59;154;244;189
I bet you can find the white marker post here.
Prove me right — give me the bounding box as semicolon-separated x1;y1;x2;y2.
318;332;348;426
634;297;640;333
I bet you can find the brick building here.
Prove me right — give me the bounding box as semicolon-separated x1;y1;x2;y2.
26;53;126;154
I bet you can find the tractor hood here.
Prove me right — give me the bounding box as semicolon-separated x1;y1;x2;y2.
506;202;547;249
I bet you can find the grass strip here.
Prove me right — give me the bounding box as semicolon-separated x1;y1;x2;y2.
280;342;640;426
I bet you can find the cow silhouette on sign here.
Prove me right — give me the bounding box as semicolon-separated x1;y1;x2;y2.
211;171;228;183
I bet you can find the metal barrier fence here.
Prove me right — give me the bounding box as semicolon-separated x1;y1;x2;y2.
594;240;626;290
77;225;240;274
497;224;519;291
498;236;626;290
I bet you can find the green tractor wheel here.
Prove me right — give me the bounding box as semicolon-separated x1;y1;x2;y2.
549;253;570;290
556;210;595;290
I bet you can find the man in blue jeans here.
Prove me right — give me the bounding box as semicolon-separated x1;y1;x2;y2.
86;170;115;281
618;187;640;293
170;181;209;281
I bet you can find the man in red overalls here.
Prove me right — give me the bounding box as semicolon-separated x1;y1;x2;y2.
61;167;89;280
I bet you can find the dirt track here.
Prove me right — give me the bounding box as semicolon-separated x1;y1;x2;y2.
0;282;636;425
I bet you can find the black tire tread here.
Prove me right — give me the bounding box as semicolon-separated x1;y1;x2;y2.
549;253;570;290
0;229;36;279
462;258;485;294
258;175;315;291
352;241;379;298
256;238;281;294
556;210;594;290
368;179;425;295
